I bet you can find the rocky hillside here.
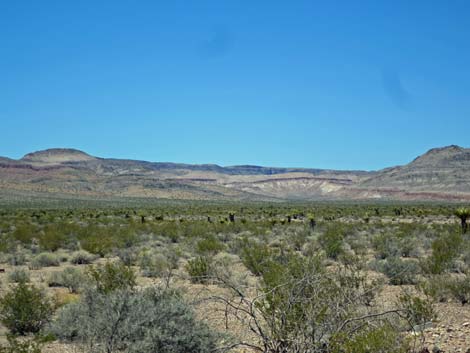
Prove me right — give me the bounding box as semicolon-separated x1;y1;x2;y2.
0;146;469;202
357;145;470;199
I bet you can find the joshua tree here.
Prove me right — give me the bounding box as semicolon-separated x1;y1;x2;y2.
455;207;470;234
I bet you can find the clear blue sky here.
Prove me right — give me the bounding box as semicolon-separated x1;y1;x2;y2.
1;1;469;170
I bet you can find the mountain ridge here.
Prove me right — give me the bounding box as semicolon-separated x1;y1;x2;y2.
1;145;469;202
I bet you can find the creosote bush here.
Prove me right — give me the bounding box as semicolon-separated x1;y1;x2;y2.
29;253;60;270
238;239;273;276
186;256;212;284
0;280;55;335
422;231;463;274
85;261;136;294
215;253;410;353
196;234;224;255
398;290;436;328
318;225;344;259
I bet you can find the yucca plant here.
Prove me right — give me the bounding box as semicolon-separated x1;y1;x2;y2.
455;207;470;234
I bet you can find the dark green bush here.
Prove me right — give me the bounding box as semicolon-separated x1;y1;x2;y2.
0;281;55;335
79;234;114;257
422;231;463;274
318;226;344;260
38;226;67;252
239;239;273;276
196;235;224;255
185;256;211;284
12;224;36;245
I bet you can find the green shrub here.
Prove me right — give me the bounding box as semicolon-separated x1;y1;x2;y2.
69;250;96;265
29;253;60;270
196;235;224;255
12;224;36;245
376;257;419;285
398;291;436;328
422;231;463;274
8;268;30;283
0;281;55;335
331;324;410;353
116;248;138;266
448;275;470;305
48;268;84;294
372;233;400;259
185;256;211;284
226;253;391;353
49;287;218;353
80;234;114;257
318;226;344;260
0;335;43;353
239;239;272;276
38;227;66;252
139;252;170;278
8;249;28;266
86;261;136;294
290;227;310;251
420;275;452;303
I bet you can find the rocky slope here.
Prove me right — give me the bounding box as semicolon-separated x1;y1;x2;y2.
0;146;469;202
356;145;470;200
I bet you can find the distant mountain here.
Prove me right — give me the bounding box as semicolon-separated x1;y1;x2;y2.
21;148;96;164
0;146;469;202
357;145;470;199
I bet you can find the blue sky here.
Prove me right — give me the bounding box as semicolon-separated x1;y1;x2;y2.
1;1;469;170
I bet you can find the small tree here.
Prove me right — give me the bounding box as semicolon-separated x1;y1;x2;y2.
0;281;54;335
455;207;470;234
